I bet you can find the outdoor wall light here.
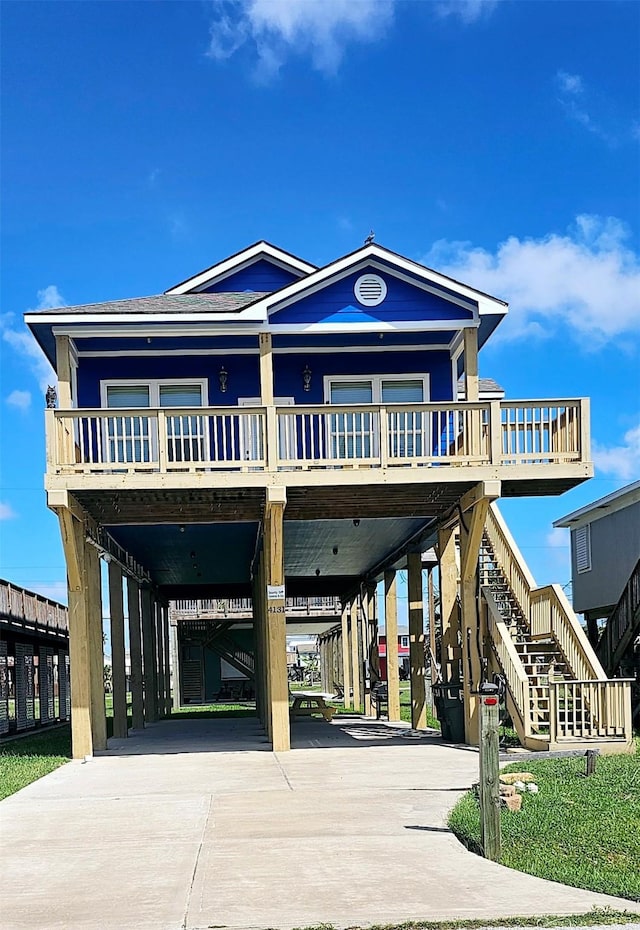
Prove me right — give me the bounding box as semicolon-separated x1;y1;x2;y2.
315;568;321;576
332;546;339;555
353;519;360;527
302;365;312;392
219;366;228;393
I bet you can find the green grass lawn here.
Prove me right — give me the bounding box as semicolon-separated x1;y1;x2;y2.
448;744;640;901
0;726;71;801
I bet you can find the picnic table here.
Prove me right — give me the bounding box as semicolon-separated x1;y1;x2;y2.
290;691;337;722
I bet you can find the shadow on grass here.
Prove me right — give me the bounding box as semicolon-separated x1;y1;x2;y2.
170;706;257;720
0;725;71;759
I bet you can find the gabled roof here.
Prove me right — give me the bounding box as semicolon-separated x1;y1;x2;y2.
250;242;508;319
164;241;317;295
554;480;640;529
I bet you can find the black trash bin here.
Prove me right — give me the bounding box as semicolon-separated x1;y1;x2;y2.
432;683;465;743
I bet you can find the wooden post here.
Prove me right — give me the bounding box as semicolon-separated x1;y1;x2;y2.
162;602;171;716
108;561;128;739
384;570;401;721
350;599;361;711
428;568;437;685
86;542;107;751
252;566;265;725
341;604;351;707
264;488;290;751
438;526;461;685
463;327;479;402
170;616;181;713
57;510;93;759
127;577;145;728
459;495;491;744
357;595;366;712
362;589;373;717
141;586;158;723
408;552;426;729
155;599;166;717
478;687;501;861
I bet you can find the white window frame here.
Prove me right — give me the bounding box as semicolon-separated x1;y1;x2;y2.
323;374;430;461
100;378;209;465
322;373;430;404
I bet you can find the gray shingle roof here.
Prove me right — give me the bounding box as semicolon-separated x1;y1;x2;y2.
28;293;269;316
457;375;504;395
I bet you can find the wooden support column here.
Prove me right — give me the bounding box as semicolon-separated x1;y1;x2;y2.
407;552;426;730
155;598;166;717
170;616;181;713
55;334;73;407
141;586;158;723
252;566;265;725
428;568;438;687
350;599;361;711
341;604;351;707
161;602;171;716
365;584;378;716
437;526;462;685
264;488;290;752
459;495;492;744
57;510;93;759
56;512;106;758
357;595;366;712
463;327;479;402
86;543;107;751
361;590;372;717
127;577;145;728
108;561;128;739
384;570;401;721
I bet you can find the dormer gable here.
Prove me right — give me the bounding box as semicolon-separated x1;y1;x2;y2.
164;241;316;295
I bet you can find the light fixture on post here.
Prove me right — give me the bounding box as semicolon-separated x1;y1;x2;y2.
302;364;312;392
219;366;228;393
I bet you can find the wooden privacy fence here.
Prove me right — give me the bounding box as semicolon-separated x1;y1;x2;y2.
0;642;70;737
48;399;589;474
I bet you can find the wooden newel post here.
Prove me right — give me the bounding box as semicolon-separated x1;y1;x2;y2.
478;683;501;862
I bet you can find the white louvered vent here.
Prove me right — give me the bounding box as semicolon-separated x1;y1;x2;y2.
575;524;592;573
354;273;387;306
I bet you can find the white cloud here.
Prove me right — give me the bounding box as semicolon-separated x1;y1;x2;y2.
557;70;583;96
0;501;17;520
434;0;499;25
207;0;395;78
30;580;68;605
593;421;640;481
1;286;65;393
423;215;640;345
546;526;569;549
6;389;32;412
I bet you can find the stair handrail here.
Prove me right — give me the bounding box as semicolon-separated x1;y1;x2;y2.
483;586;532;738
484;503;536;622
597;557;640;674
530;583;607;681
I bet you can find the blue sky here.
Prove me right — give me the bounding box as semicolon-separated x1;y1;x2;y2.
1;0;639;612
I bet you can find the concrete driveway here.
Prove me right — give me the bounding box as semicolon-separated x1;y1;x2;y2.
1;715;637;930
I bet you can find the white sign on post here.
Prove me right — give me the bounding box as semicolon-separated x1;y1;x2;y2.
267;584;285;600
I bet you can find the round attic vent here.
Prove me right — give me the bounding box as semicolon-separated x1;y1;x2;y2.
354;273;387;307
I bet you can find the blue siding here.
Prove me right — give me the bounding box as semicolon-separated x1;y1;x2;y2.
274;351;454;403
78;347;454;407
270;270;474;326
202;259;301;293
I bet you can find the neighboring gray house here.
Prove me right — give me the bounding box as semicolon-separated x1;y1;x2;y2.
554;481;640;706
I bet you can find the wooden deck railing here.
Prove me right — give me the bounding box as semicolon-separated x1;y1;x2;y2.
530;584;607;681
483;588;532;738
549;679;633;742
0;580;68;634
47;398;589;475
170;596;341;621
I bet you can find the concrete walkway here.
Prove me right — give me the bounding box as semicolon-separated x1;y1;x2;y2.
1;714;637;930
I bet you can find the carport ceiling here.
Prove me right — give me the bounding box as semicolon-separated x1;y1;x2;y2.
108;522;259;587
284;518;428;577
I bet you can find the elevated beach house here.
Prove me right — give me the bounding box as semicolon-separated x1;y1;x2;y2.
26;241;633;757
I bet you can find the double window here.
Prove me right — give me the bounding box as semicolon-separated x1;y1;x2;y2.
102;380;206;464
325;375;429;460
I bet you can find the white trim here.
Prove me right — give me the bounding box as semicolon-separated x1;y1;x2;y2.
322;373;431;404
267;320;476;334
77;343;453;359
554;480;640;529
265;258;480;317
243;243;507;317
165;242;316;295
100;377;209;407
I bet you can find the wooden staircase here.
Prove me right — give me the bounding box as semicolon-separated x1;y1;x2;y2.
480;504;633;753
181;619;255;679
